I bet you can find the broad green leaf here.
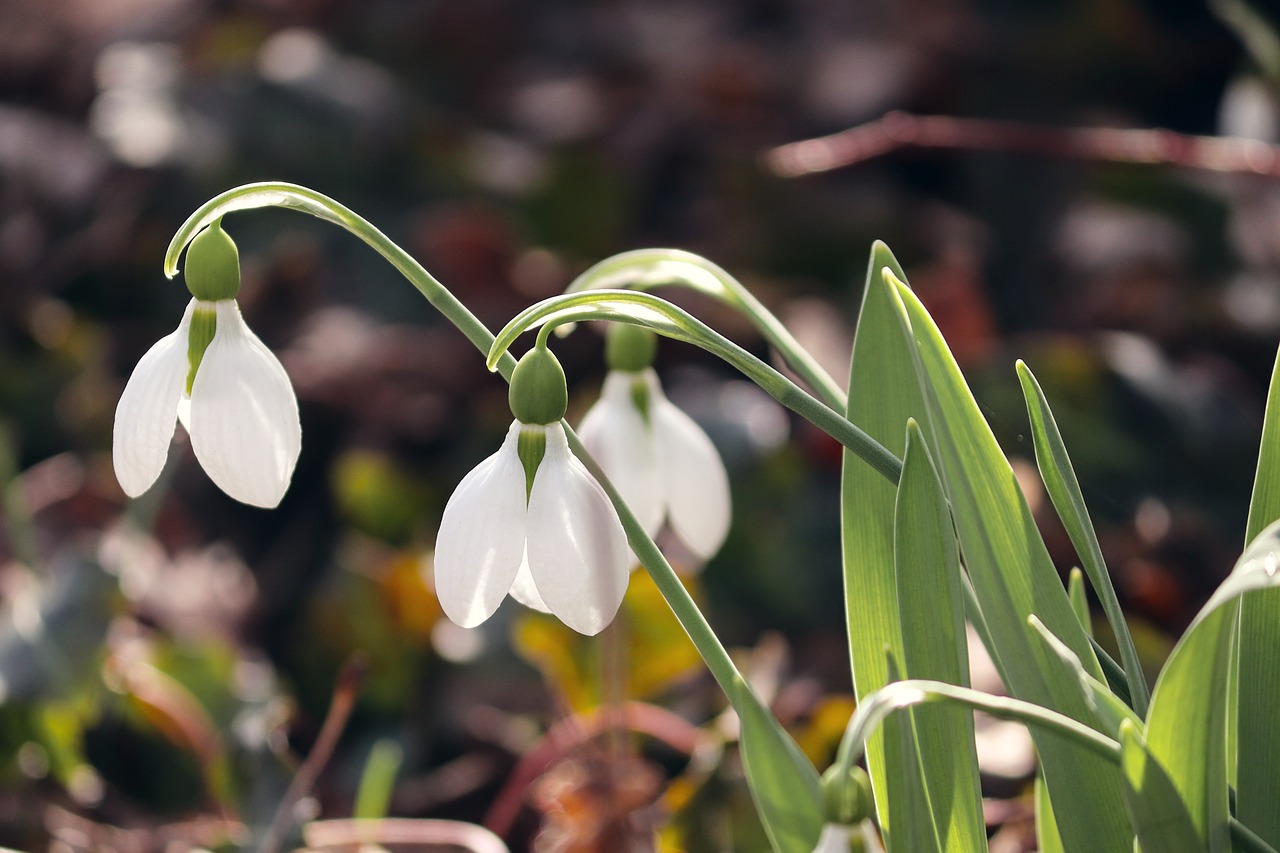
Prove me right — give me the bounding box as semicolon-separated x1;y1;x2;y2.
1142;520;1280;853
840;241;925;848
1237;343;1280;849
1118;719;1205;853
893;421;986;853
1017;361;1148;717
885;272;1132;853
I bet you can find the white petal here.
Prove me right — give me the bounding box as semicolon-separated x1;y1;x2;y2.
434;422;529;627
188;300;302;507
526;424;629;635
508;556;550;613
112;299;196;497
811;824;853;853
649;373;732;559
578;371;664;536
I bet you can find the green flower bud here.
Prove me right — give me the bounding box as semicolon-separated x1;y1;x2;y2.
184;219;241;302
820;765;873;826
509;344;568;425
605;323;657;372
186;303;217;394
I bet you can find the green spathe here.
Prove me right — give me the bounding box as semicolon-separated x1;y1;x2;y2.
509;345;568;425
606;323;657;372
821;765;873;826
184;219;241;301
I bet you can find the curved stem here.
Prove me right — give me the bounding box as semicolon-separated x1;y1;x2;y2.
833;679;1121;778
165;181;803;786
490;290;903;485
568;249;848;411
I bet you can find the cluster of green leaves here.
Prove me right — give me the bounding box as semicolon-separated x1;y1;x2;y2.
836;242;1280;853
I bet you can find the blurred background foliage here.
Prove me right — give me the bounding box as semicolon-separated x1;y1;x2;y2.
1;0;1279;850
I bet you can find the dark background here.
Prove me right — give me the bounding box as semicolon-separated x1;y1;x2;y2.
1;0;1277;850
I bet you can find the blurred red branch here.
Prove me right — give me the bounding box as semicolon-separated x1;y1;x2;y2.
482;701;710;839
766;110;1280;178
258;655;368;853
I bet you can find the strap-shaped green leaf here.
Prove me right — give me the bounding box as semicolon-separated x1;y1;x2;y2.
840;241;921;848
1237;344;1280;849
1017;361;1149;717
884;272;1132;853
893;421;987;853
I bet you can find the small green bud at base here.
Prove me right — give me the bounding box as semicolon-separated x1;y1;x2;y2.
820;765;873;826
186;303;218;394
509;345;568;425
516;426;548;500
184;219;241;301
606;323;657;372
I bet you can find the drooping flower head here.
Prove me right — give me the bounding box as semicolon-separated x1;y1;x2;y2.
433;343;629;635
578;324;731;561
113;220;301;508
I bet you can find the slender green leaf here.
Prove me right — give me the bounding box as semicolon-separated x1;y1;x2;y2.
840;240;922;849
1237;343;1280;849
1034;773;1065;853
892;421;987;853
1142;519;1280;853
1017;361;1148;717
1027;616;1142;741
1118;720;1206;853
354;739;403;820
885;272;1132;853
733;679;824;852
1067;568;1089;637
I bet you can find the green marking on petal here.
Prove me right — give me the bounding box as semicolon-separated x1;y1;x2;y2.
629;374;651;426
185;302;218;395
517;425;547;501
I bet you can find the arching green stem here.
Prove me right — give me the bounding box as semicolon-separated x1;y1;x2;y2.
489;290;903;485
567;248;848;410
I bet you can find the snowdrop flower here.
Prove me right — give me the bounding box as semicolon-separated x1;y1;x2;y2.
434;344;629;635
812;766;880;853
578;324;730;560
113;221;301;508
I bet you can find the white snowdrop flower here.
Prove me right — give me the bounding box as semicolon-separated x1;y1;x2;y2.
433;344;629;635
112;221;301;508
578;358;731;559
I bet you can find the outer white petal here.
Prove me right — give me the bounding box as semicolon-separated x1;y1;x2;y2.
811;824;853;853
113;299;196;497
526;424;629;635
434;422;529;628
508;556;551;613
188;301;302;508
578;371;664;536
648;372;732;559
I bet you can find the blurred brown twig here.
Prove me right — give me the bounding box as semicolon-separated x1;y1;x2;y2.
766;110;1280;178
